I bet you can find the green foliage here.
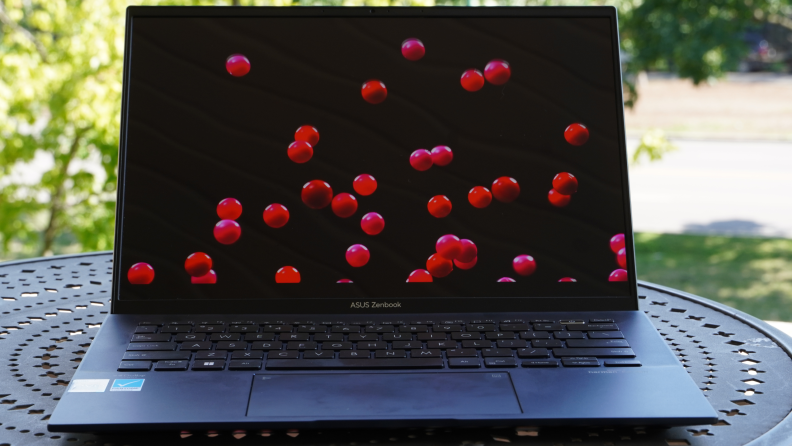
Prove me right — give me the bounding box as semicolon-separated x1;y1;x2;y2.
631;128;677;165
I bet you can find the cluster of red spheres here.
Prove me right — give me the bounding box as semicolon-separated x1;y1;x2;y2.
419;235;479;279
263;204;289;228
128;262;155;284
492;176;520;203
401;38;425;61
410;146;454;171
428;195;452;218
185;252;212;278
276;266;300;283
225;54;250;77
301;180;333;209
192;270;217;284
548;172;578;208
353;174;377;196
461;59;511;92
346;244;370;267
468;186;492;209
609;233;628;281
361;80;387;104
564;123;590;146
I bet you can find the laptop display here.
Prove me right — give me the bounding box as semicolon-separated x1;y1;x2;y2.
118;14;633;303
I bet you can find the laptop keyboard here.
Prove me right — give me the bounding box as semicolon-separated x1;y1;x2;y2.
119;319;639;372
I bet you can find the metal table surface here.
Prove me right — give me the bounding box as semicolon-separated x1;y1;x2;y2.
1;252;792;446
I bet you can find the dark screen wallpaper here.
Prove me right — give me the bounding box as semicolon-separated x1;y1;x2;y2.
119;16;632;301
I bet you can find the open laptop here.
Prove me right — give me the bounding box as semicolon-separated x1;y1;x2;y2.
48;6;718;432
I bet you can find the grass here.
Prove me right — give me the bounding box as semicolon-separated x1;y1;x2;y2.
635;233;792;322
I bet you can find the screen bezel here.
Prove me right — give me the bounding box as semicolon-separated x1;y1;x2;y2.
111;6;639;315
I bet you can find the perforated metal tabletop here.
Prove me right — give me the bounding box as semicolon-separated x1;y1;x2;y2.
2;252;792;446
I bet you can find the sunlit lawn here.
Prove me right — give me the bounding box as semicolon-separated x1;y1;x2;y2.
635;233;792;321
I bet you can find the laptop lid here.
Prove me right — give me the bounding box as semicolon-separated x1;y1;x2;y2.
112;6;637;315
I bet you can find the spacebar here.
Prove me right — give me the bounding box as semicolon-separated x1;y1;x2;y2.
265;358;443;370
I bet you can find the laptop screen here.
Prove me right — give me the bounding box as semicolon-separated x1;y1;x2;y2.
117;11;634;305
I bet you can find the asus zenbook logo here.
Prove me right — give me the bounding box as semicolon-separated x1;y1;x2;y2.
350;301;402;309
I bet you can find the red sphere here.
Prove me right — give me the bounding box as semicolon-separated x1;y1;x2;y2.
407;269;433;283
225;54;250;77
457;239;477;263
128;262;154;284
564;123;589;146
185;252;212;278
436;234;462;260
353;174;377;196
427;253;453;278
217;198;242;220
346;244;370;267
288;140;313;164
430;146;453;166
361;80;387;104
427;195;452;218
460;69;485;92
191;270;217;284
214;219;241;245
610;233;625;254
484;59;511;85
513;254;537;276
276;266;300;283
468;186;492;209
559;277;577;282
609;269;628;282
301;180;333;209
617;247;627;268
454;257;477;270
401;38;425;61
337;279;354;283
331;193;358;218
295;125;320;147
263;204;289;228
361;212;385;235
553;172;578;195
410;149;433;171
492;176;520;203
498;277;516;283
548;189;571;207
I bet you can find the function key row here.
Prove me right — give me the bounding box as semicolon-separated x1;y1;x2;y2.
138;319;615;327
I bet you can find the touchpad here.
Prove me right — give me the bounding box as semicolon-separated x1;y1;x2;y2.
247;373;522;417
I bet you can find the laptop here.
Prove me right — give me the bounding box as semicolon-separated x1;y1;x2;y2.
48;6;718;432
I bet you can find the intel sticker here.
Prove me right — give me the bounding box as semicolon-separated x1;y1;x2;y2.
68;379;109;393
110;379;145;392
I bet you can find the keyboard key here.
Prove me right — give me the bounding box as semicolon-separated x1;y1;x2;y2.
579;324;619;331
562;358;599;367
229;320;255;326
404;325;429;333
179;341;212;351
451;332;482;340
497;339;527;348
383;333;411;341
216;341;246;350
197;320;226;326
251;341;283;350
554;331;585;339
590;318;614;323
155;360;189;371
339;351;370;359
417;333;447;341
485;332;515;340
517;348;550;358
521;331;551;339
349;333;378;341
482;348;513;357
522;359;559;368
138;321;163;326
232;351;264;359
127;342;177;351
466;324;496;332
366;325;395;333
280;333;310;341
332;325;360;333
553;348;635;358
194;325;224;333
485;358;517;368
131;334;170;342
462;340;491;348
605;359;642;367
559;319;585;325
269;351;299;359
315;334;344;342
229;360;262;370
122;351;191;361
532;340;563;348
304;351;335;359
427;340;457;349
589;331;625;339
566;339;630;348
211;333;241;341
263;325;292;333
499;324;530;331
447;348;478;357
434;324;462;332
533;324;564;331
449;358;481;368
266;358;443;369
411;349;441;358
174;333;205;342
358;341;387;350
298;325;324;333
392;341;423;349
193;360;225;370
230;325;257;332
161;326;191;333
165;321;194;325
530;319;555;324
196;351;228;360
409;321;434;325
118;361;151;371
376;350;406;358
287;341;317;350
321;342;353;350
133;326;158;334
246;333;276;341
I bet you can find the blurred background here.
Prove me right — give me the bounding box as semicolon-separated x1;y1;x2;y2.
1;0;791;323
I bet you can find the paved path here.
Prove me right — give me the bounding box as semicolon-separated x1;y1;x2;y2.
627;138;792;238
